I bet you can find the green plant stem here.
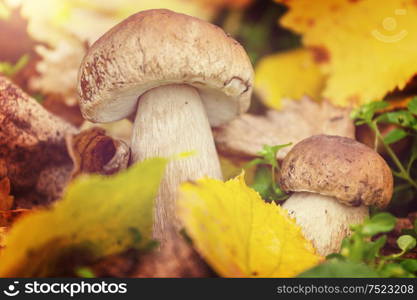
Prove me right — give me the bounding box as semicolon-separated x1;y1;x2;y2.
371;122;417;190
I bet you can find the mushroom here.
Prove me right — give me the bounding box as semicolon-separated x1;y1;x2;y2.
0;75;76;207
77;9;253;276
279;135;393;256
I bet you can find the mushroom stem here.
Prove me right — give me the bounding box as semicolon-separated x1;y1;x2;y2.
131;84;222;276
133;84;223;236
282;192;369;256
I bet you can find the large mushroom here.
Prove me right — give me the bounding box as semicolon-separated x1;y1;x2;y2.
77;9;253;276
279;135;393;256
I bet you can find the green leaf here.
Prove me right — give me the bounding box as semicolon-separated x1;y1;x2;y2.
401;229;417;239
383;128;408;145
250;166;288;202
376;110;417;129
400;259;417;273
0;55;29;77
75;267;96;278
0;158;168;277
363;235;387;262
298;260;379;278
257;144;291;169
246;143;291;202
361;213;396;236
251;166;274;200
408;97;417;116
245;158;266;169
397;235;417;252
379;263;411;278
350;101;389;123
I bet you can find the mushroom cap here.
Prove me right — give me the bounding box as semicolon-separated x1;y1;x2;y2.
77;9;254;127
279;135;393;208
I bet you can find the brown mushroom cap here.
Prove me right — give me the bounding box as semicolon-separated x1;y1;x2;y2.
77;9;253;126
279;135;393;208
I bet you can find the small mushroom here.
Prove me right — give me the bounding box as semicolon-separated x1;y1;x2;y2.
77;9;253;276
279;135;393;256
0;75;76;206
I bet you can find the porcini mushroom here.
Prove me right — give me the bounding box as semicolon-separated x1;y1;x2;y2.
279;135;393;256
77;9;253;276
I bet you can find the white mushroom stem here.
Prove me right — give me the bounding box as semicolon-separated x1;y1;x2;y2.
132;84;223;241
282;192;369;256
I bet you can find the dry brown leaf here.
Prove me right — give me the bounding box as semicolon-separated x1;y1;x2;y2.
0;177;13;211
66;127;130;178
214;97;355;159
42;94;84;127
80;120;133;146
0;75;76;207
29;38;87;105
0;209;30;228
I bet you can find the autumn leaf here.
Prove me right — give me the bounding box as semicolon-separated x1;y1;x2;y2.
0;158;167;277
178;174;322;277
0;177;13;211
66;127;130;178
276;0;417;107
214;97;354;160
255;48;324;110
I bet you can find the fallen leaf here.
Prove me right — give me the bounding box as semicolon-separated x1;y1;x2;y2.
0;227;7;248
277;0;417;106
80;119;133;146
0;177;13;211
41;94;84;127
30;38;86;105
66;127;130;178
214;97;355;159
178;174;322;277
0;158;167;277
0;75;76;206
0;209;30;228
255;48;324;110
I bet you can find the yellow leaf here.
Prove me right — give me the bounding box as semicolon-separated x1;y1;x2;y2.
277;0;417;107
0;158;167;277
178;174;322;277
255;48;324;110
